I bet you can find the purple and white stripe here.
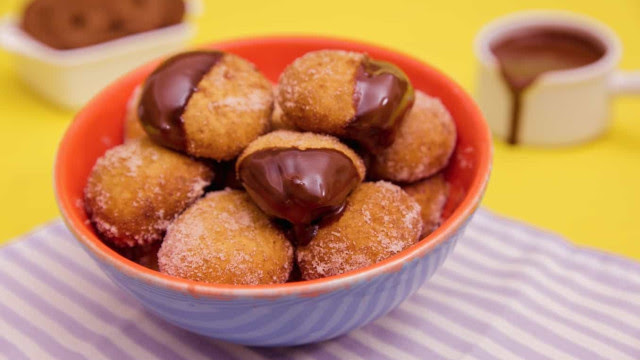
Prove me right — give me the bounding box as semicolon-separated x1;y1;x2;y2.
1;209;639;359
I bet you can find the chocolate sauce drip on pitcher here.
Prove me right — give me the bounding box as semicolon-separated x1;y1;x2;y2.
490;27;605;144
138;51;223;151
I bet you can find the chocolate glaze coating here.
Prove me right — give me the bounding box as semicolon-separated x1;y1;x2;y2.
238;148;361;245
138;51;223;151
346;59;414;153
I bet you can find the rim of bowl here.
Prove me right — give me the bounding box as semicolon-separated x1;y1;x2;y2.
54;35;493;299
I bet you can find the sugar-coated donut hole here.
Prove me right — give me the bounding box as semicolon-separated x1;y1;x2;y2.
84;137;214;247
371;90;456;183
158;190;294;285
296;181;423;280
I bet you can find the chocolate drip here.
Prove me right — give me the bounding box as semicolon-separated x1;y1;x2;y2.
287;261;303;282
138;51;224;151
345;58;414;153
238;148;360;245
490;27;605;144
288;202;346;246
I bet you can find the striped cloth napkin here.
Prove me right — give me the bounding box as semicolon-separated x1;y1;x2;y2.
1;209;639;360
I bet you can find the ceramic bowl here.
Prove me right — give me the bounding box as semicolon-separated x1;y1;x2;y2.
54;36;492;346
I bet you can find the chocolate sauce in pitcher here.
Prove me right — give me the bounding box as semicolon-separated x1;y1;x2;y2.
490;27;605;144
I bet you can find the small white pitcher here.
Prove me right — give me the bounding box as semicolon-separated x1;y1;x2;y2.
474;11;640;146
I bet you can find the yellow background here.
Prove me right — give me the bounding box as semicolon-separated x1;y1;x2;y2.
0;0;638;259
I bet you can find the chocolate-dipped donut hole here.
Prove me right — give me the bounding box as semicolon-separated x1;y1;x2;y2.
138;50;273;160
277;50;414;153
236;130;366;245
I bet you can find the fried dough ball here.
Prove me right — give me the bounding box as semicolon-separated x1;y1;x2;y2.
297;181;423;280
138;51;273;160
158;190;294;285
123;85;146;141
371;90;456;182
402;173;449;238
277;50;414;152
84;137;213;247
237;130;366;245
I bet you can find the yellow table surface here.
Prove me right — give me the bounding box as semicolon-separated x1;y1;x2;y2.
1;0;638;260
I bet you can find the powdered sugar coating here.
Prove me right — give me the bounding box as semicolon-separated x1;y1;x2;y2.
182;53;273;161
84;137;213;247
297;181;423;280
206;90;271;112
277;50;364;135
158;190;293;285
